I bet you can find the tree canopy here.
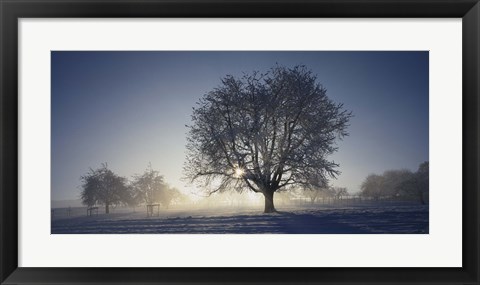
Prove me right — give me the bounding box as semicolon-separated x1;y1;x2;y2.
132;164;166;205
184;65;352;212
131;164;184;208
80;163;129;213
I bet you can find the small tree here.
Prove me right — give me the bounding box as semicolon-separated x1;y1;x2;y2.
184;65;352;213
124;184;143;212
382;169;413;198
80;176;98;208
398;162;429;204
80;164;129;214
132;164;166;206
360;174;384;200
158;187;182;209
332;186;348;200
304;185;330;204
304;188;323;204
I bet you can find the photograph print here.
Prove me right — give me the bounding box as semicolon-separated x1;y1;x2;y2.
51;51;429;234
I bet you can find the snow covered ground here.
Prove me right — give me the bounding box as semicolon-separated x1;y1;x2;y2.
51;203;428;234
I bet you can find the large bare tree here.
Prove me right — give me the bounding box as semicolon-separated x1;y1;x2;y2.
184;65;352;213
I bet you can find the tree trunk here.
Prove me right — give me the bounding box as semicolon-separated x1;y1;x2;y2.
263;191;276;213
105;203;110;214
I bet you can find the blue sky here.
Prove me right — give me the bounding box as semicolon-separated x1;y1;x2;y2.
51;51;428;200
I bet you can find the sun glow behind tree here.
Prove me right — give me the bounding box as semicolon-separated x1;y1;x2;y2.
184;65;352;213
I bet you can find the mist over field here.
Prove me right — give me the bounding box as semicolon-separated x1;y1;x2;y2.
51;195;428;234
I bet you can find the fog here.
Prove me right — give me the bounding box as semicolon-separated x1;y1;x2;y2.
51;189;425;218
51;191;428;234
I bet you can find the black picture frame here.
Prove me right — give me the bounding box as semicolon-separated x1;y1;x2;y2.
1;0;479;284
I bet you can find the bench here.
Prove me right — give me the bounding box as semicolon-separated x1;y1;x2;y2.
146;204;160;217
87;207;99;216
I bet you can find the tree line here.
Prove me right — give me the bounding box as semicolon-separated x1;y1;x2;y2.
301;186;349;204
292;162;428;205
80;163;184;213
360;161;429;204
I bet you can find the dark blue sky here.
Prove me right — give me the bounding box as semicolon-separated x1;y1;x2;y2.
51;51;428;200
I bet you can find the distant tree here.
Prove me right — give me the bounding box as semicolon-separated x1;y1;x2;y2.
382;169;413;198
80;164;129;214
175;191;191;205
360;162;429;204
275;191;296;205
80;177;97;208
124;184;143;211
304;187;324;204
398;162;429;204
331;186;348;200
303;184;330;204
132;165;185;210
184;65;352;213
159;187;182;209
360;174;384;200
132;164;166;206
222;191;248;206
